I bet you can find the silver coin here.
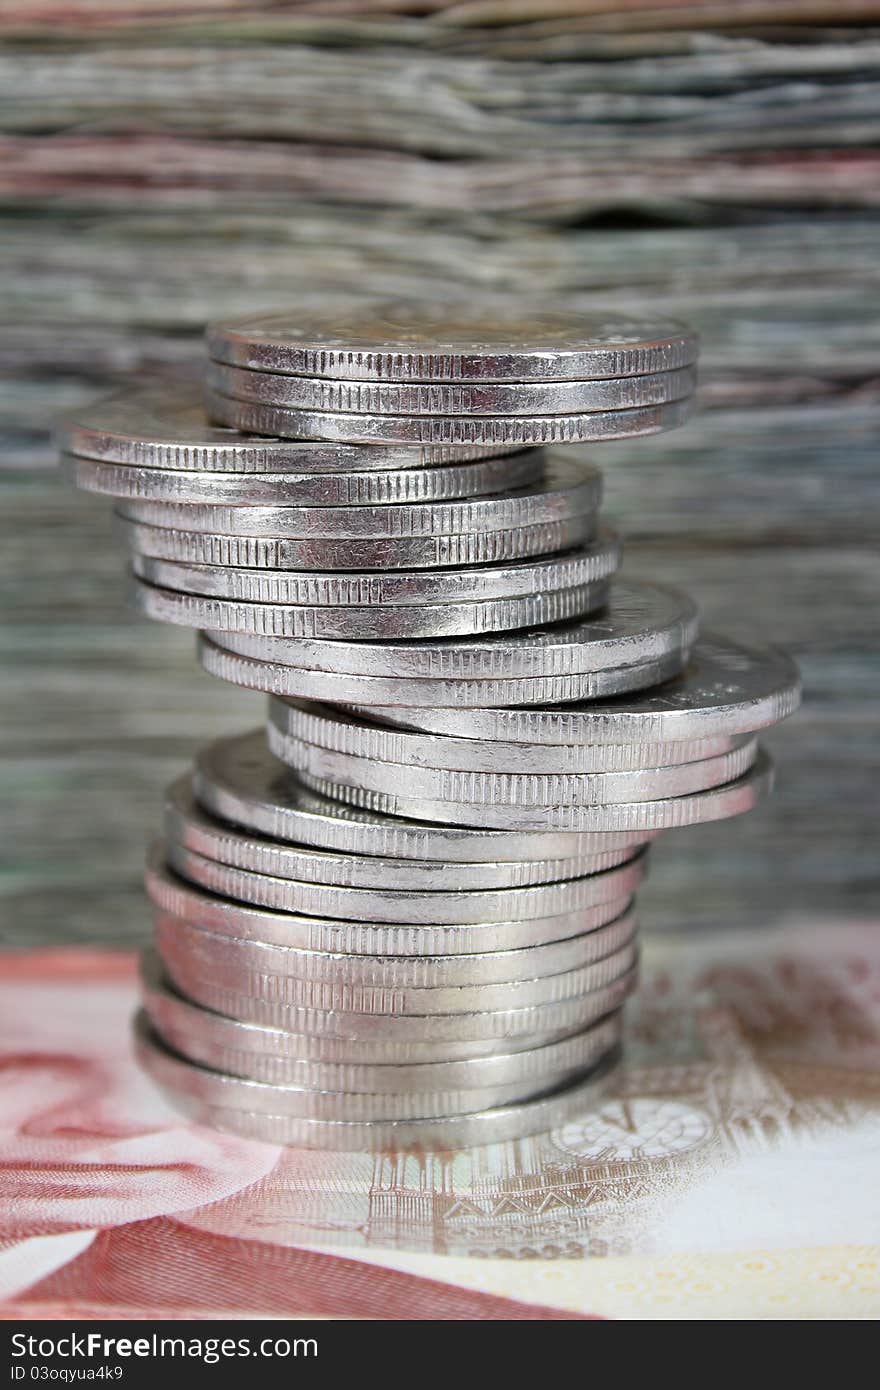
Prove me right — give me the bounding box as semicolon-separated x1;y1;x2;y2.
129;532;619;608
140;1001;620;1119
117;457;601;539
154;928;638;1017
303;746;773;834
152;902;638;990
221;580;693;681
167;777;640;889
130;572;613;642
146;850;637;957
165;835;647;926
206;306;699;381
119;513;596;571
363;637;803;744
207;360;697;415
145;1020;614;1120
207;392;693;446
271;700;737;775
62;445;544;505
58;383;520;469
271;731;757;811
139;950;622;1065
199;633;688;706
141;956;624;1090
155;949;638;1036
135;1016;623;1150
193;731;655;865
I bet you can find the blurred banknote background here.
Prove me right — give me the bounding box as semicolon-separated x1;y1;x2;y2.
1;0;879;1320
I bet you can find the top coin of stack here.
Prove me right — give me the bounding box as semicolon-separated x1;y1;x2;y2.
204;305;699;446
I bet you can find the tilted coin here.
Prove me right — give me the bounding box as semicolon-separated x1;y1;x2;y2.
199;633;687;706
154;928;633;1017
119;513;596;571
146;850;637;957
165;835;647;925
58;383;520;469
140;951;623;1065
146;1025;610;1120
271;699;737;774
167;777;640;890
157;944;638;1031
192;731;655;865
152;902;638;990
362;637;803;744
207;359;697;415
140;999;620;1118
62;444;543;505
135;1016;623;1150
206;306;699;381
302;746;773;834
117;457;601;539
206;393;693;446
129;531;619;609
221;580;693;681
271;731;757;811
141;956;624;1090
130;572;612;642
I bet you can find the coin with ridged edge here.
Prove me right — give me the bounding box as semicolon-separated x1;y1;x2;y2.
192;731;655;864
271;700;737;774
153;933;636;1017
140;953;627;1065
145;1025;617;1119
164;834;647;925
356;638;803;744
120;513;596;571
270;730;757;811
62;444;544;505
59;383;523;468
135;1015;624;1150
151;901;638;989
129;532;619;608
300;747;773;834
152;955;638;1038
207;392;693;446
140;956;625;1089
199;633;688;706
141;1001;622;1117
167;778;640;889
207;359;697;415
206;307;698;382
132;573;611;642
146;850;638;957
118;457;600;539
217;580;693;681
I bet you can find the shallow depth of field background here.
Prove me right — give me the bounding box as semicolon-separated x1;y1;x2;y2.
1;1;878;946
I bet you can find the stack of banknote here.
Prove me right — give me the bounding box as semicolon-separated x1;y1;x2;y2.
60;307;800;1149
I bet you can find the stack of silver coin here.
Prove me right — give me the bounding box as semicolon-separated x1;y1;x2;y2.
60;307;800;1150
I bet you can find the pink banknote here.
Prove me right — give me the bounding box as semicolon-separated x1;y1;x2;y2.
1;921;878;1320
